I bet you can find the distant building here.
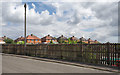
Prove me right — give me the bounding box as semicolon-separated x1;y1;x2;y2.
94;40;99;44
70;36;79;41
1;36;13;44
14;36;24;42
88;38;98;44
41;34;57;44
57;35;68;43
79;37;99;44
0;37;5;44
26;34;41;44
79;37;88;43
2;36;12;40
15;34;41;44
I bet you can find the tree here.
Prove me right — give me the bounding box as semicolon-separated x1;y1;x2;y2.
4;39;14;44
72;40;77;44
68;38;72;44
50;40;54;44
67;38;78;44
58;39;66;44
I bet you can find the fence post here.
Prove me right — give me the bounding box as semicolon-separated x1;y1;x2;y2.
81;41;83;62
118;44;120;68
35;45;37;57
88;38;90;44
107;42;110;65
60;44;63;59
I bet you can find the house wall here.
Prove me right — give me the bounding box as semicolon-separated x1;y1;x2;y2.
27;39;41;44
41;38;57;43
82;41;88;44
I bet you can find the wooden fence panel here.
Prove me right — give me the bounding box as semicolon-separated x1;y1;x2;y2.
2;43;120;68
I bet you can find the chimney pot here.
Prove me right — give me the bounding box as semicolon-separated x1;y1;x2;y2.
31;34;33;36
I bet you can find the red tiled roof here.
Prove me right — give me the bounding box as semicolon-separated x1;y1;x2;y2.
15;36;24;42
26;35;40;40
41;35;53;40
57;35;67;40
0;37;3;40
0;37;4;42
70;36;78;40
89;39;95;42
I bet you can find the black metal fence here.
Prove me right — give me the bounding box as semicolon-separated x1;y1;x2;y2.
2;43;120;68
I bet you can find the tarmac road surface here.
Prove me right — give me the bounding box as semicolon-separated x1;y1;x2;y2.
2;55;111;73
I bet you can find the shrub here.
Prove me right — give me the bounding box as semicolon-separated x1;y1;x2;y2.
17;41;25;44
4;39;14;44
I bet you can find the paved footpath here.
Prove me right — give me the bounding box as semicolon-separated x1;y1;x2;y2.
2;55;112;73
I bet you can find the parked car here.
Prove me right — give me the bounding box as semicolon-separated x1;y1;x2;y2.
102;57;120;67
116;60;120;67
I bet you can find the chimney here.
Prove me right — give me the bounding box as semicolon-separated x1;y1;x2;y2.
95;40;97;43
80;37;83;41
48;34;50;36
88;38;91;40
31;34;33;36
72;36;74;37
88;38;91;44
3;36;7;39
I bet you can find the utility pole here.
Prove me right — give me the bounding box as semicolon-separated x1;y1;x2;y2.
24;3;27;48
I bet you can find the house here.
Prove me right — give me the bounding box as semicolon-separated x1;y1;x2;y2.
79;37;99;44
41;34;57;44
79;37;88;43
2;36;12;41
26;34;41;44
1;36;13;44
0;37;5;44
94;40;99;44
57;35;68;43
15;34;41;44
14;36;24;42
88;38;97;44
70;36;79;41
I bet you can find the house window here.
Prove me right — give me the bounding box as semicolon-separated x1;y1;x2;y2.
28;39;30;41
36;40;38;41
32;40;34;41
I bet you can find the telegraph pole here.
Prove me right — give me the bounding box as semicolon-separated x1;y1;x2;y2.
24;3;27;48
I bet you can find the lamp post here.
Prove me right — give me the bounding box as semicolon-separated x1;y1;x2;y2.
24;3;27;48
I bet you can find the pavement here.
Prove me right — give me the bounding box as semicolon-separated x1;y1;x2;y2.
2;54;113;73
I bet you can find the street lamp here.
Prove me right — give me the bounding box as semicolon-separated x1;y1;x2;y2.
24;3;27;48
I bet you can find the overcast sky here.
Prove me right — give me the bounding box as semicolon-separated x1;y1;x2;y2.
1;0;119;43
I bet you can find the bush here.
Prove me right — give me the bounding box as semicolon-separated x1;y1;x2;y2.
50;40;54;44
4;39;14;44
17;41;25;44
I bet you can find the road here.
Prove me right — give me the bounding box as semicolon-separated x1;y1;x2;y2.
2;55;111;73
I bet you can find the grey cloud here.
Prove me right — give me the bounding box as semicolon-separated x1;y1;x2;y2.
67;11;81;25
1;2;118;43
